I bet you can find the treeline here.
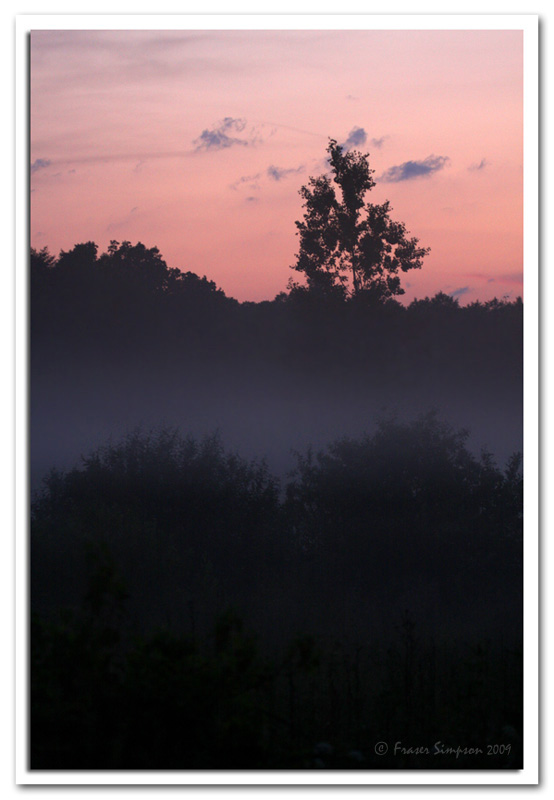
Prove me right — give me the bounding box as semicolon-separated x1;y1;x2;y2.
31;418;523;769
31;241;522;385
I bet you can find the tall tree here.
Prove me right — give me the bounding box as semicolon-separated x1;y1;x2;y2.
291;139;430;301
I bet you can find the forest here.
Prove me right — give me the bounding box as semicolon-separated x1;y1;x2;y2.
30;142;523;771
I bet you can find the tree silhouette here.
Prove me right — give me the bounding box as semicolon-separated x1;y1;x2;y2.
30;245;56;276
285;412;523;603
291;139;430;301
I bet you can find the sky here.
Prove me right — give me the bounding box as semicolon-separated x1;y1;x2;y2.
30;28;524;304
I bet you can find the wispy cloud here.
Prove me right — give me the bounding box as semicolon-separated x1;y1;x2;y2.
267;164;303;181
194;117;259;151
106;206;141;233
468;158;489;172
34;149;193;170
31;158;51;174
31;31;239;91
450;286;471;298
497;272;523;286
370;136;387;149
230;164;303;193
230;172;262;191
466;271;522;287
379;155;450;182
466;272;494;282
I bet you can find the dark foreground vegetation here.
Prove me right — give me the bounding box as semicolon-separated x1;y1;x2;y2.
31;420;523;770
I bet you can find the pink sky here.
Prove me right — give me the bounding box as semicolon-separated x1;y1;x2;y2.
30;29;523;303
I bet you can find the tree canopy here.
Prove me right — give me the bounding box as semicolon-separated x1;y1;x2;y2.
291;139;430;302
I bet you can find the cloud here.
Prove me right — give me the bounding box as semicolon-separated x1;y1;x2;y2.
346;94;359;102
341;126;367;149
40;149;193;170
339;128;386;151
230;164;303;192
466;271;522;287
379;155;450;182
466;272;494;282
230;172;262;191
497;272;523;286
468;158;489;172
31;158;51;174
245;196;258;203
266;164;303;181
450;287;471;298
194;117;254;151
31;31;240;92
106;206;141;233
